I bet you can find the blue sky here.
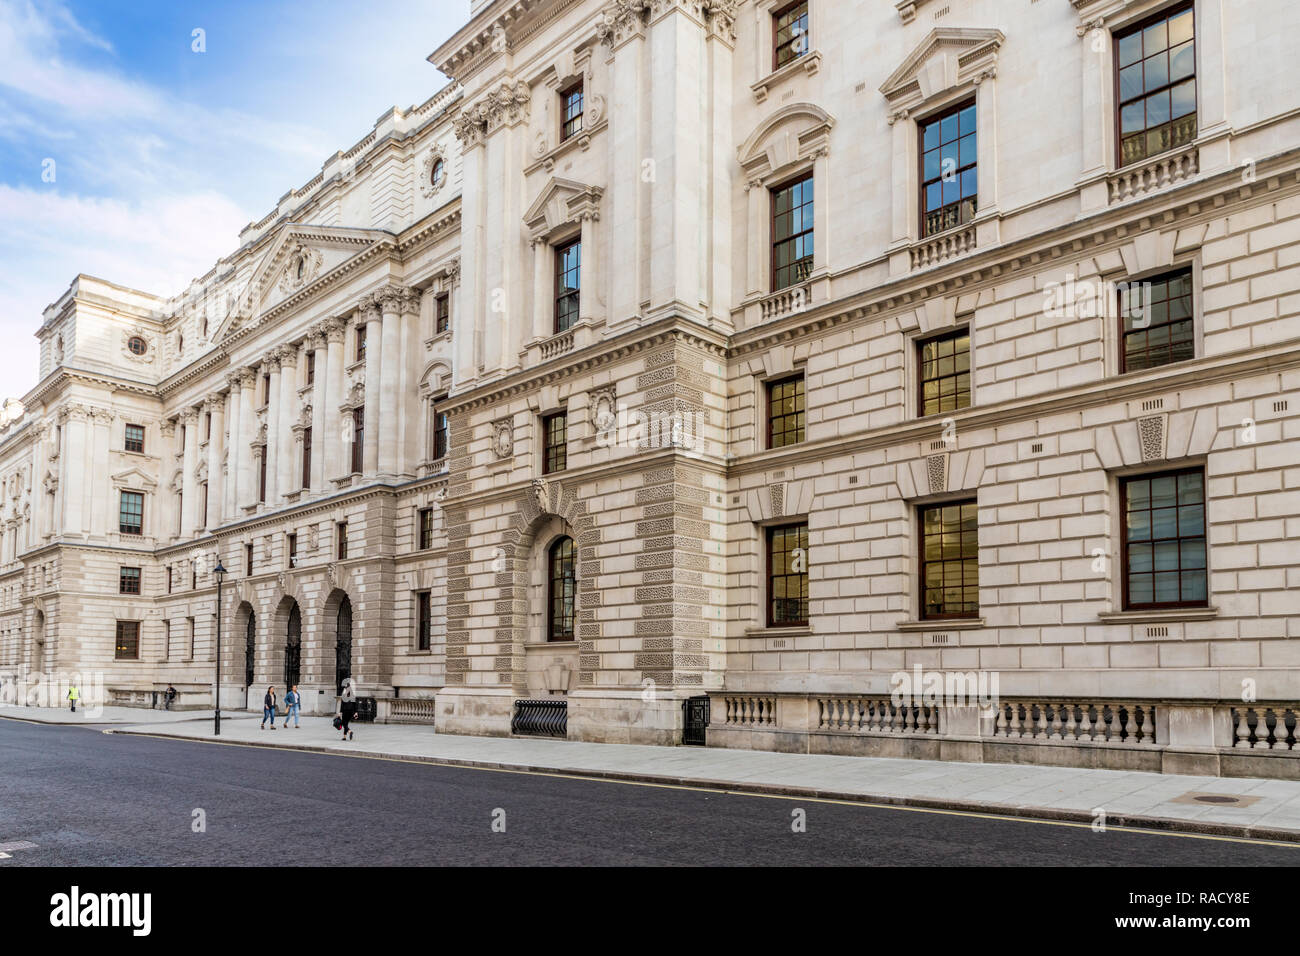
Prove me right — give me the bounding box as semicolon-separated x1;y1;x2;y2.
0;0;465;397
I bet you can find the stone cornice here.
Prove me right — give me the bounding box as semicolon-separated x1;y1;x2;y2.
441;318;729;416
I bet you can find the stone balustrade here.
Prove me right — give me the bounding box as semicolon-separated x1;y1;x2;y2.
1232;706;1298;751
1107;145;1199;205
910;224;977;270
722;695;776;726
816;696;941;735
991;700;1157;746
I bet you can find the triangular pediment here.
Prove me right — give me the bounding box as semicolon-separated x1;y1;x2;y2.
523;176;603;240
216;223;393;341
111;466;158;491
879;27;1004;112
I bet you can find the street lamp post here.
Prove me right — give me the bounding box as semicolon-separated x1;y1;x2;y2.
213;558;226;736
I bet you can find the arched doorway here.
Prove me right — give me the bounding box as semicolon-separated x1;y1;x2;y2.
335;595;352;694
244;610;256;687
285;603;302;688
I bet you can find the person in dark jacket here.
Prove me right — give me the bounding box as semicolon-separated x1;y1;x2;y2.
261;686;277;729
164;685;177;711
339;678;356;741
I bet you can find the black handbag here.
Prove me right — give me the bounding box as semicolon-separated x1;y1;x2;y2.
333;716;343;730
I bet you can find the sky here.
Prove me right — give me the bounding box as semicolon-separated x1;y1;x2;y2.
0;0;467;399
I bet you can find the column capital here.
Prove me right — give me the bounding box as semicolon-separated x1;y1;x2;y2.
355;294;382;323
180;406;200;425
323;317;348;344
377;285;407;315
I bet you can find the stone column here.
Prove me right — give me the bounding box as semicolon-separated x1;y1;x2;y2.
323;318;347;481
236;369;257;510
531;239;551;339
360;296;383;476
60;406;86;537
399;288;423;475
206;392;225;529
579;212;598;324
277;343;298;497
180;407;199;536
223;372;242;519
378;288;401;477
309;328;328;493
264;353;282;504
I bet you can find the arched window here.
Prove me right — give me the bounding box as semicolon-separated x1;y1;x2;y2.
430;158;445;189
547;536;576;642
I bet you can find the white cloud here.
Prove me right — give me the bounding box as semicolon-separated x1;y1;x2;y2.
0;185;250;396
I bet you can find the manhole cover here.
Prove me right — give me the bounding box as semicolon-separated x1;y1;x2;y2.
1193;795;1241;805
1171;791;1261;808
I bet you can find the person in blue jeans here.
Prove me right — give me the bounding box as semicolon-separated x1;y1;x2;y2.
261;685;277;730
284;684;301;728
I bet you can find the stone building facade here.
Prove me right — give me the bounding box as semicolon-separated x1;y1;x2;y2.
3;0;1300;775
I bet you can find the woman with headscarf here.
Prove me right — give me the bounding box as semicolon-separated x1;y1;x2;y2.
261;685;277;730
339;677;357;740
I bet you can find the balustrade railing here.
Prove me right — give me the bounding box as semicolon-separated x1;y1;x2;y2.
388;697;437;724
722;695;776;726
1108;146;1199;204
816;696;941;735
1231;706;1299;751
991;700;1156;746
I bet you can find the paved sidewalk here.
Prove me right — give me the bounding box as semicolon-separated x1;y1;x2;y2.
99;714;1300;844
0;704;255;725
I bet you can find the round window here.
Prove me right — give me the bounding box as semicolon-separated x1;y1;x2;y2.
296;256;306;279
127;335;148;355
431;158;445;188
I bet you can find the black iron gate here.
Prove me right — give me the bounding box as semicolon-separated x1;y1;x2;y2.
244;612;256;687
335;596;352;694
285;604;301;688
683;695;710;746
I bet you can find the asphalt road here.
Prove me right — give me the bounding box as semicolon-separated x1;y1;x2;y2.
1;719;1296;866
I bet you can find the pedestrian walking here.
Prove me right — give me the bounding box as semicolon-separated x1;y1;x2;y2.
66;683;79;713
164;684;177;711
284;684;301;728
339;677;357;741
261;685;277;729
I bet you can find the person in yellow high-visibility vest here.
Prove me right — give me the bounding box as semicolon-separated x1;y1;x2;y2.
67;684;80;713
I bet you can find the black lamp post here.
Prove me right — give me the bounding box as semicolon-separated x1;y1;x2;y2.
213;558;226;736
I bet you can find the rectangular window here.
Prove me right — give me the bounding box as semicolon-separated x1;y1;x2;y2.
767;375;805;449
258;450;267;503
432;403;449;462
115;621;140;660
920;100;978;238
435;293;450;334
204;412;212;441
187;617;195;659
288;533;298;568
351;407;365;473
176;492;183;535
119;491;144;535
306;351;316;386
1122;468;1207;609
302;426;313;489
245;542;254;574
167;566;173;594
200;483;208;528
119;566;141;595
554;239;581;334
773;0;809;70
767;523;809;627
337;521;349;560
919;499;980;620
560;81;584;142
542;412;568;475
918;328;972;417
1116;3;1196;167
1120;267;1194;373
162;620;171;662
190;563;197;590
417;591;432;651
418;508;434;551
771;174;814;290
262;374;271;406
124;423;145;453
356;326;367;363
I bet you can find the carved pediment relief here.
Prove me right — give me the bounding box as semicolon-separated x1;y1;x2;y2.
215;224;392;342
737;103;834;184
113;466;159;492
879;27;1004;117
523;176;603;240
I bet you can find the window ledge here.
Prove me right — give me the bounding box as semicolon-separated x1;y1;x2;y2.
751;50;822;104
524;640;579;649
896;618;985;631
1098;607;1218;624
1107;143;1200;206
744;626;812;638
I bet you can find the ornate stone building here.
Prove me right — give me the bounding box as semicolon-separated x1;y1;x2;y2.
3;0;1300;775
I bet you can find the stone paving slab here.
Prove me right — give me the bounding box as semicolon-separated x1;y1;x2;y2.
87;713;1300;844
0;704;257;725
